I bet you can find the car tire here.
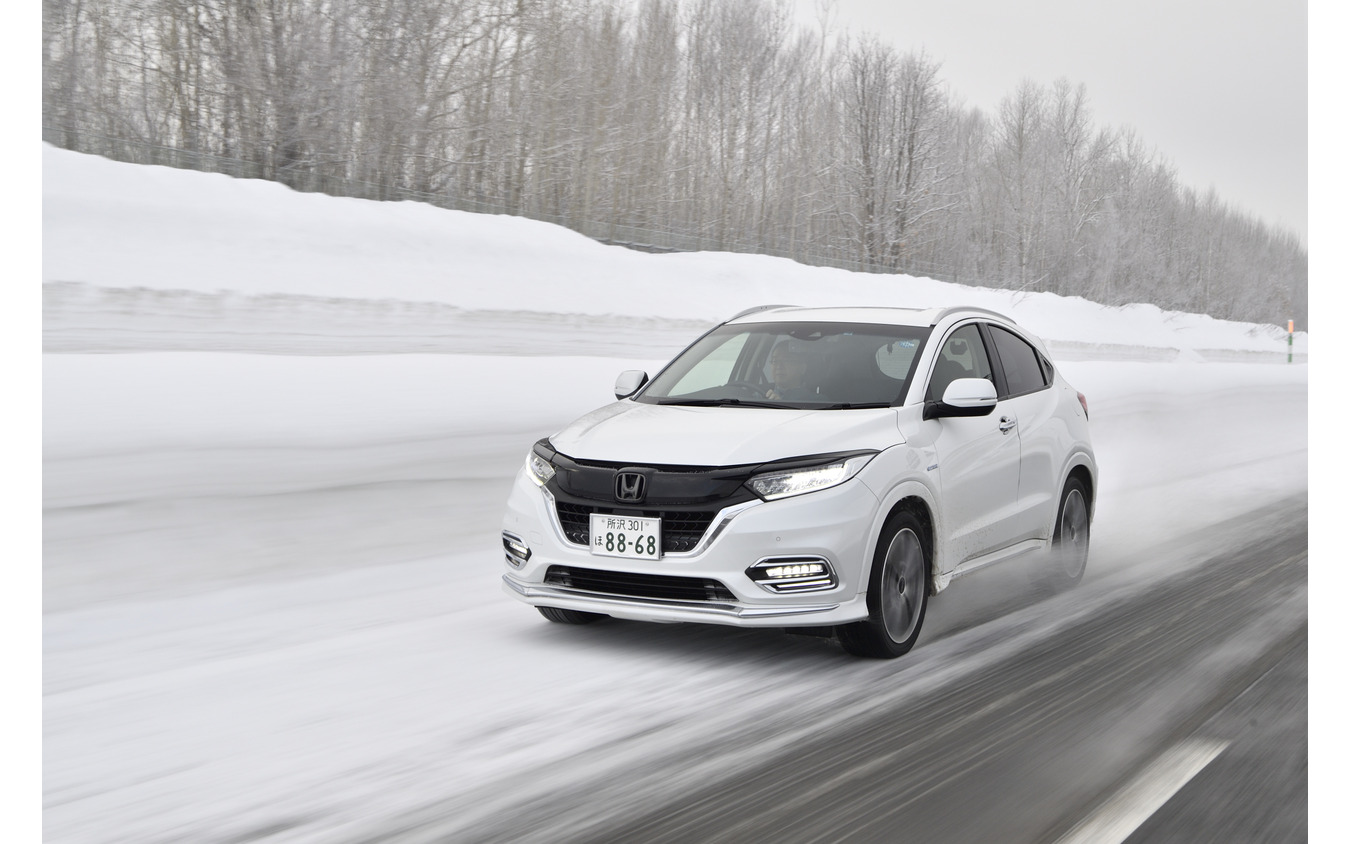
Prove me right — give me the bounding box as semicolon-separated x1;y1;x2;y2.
837;510;930;659
1039;477;1090;591
537;606;606;625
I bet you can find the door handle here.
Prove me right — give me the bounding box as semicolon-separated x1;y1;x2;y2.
998;416;1017;433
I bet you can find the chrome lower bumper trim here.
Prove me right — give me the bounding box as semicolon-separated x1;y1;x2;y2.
502;575;841;619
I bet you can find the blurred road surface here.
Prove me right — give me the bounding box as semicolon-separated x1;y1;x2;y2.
358;495;1307;844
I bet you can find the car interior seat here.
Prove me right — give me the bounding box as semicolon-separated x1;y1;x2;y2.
929;355;973;402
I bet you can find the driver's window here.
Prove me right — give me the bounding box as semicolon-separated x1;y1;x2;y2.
926;324;993;401
667;333;750;396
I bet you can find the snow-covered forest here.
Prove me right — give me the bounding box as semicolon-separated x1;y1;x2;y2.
41;0;1307;327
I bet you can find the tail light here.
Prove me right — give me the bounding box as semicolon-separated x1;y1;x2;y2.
1077;392;1089;420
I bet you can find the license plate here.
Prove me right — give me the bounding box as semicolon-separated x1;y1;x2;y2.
589;514;662;559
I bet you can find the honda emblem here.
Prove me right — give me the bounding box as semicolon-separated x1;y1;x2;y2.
615;472;646;503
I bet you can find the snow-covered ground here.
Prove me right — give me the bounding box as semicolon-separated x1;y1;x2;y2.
41;146;1309;843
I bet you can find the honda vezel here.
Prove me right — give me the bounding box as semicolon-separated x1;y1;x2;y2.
500;305;1096;658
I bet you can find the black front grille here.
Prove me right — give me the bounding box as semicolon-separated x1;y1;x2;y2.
554;456;756;507
555;502;717;554
545;566;736;603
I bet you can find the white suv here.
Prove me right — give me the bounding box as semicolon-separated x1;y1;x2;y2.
500;306;1096;658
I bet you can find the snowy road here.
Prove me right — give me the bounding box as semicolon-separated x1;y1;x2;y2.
42;351;1307;844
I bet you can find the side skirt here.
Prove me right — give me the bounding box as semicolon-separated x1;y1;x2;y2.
944;538;1049;585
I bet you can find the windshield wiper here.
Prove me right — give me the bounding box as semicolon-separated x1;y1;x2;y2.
656;398;793;409
818;402;894;410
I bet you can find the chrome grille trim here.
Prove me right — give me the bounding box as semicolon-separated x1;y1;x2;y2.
502;576;841;619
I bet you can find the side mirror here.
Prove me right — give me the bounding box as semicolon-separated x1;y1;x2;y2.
923;378;998;420
615;370;649;399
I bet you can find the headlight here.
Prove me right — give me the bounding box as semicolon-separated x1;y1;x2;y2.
526;452;556;485
747;454;873;501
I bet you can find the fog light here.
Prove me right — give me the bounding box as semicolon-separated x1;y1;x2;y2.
503;532;531;568
747;557;836;593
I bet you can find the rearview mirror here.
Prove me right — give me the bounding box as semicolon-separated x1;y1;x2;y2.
923;378;997;420
615;370;649;399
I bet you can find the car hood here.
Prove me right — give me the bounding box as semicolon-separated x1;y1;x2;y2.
549;400;905;467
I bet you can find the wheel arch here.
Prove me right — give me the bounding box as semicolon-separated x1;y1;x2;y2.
865;482;941;597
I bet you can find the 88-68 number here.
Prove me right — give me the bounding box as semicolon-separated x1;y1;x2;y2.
603;533;658;556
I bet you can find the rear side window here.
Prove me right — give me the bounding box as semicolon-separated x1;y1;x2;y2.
988;325;1048;397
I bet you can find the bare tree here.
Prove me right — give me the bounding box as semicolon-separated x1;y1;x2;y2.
41;0;1307;327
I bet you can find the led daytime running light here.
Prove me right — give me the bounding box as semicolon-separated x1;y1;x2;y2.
764;563;826;578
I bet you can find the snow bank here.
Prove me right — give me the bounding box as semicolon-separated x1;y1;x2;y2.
43;145;1306;358
43;353;663;458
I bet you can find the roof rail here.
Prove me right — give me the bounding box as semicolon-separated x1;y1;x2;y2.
725;304;798;322
928;306;1016;326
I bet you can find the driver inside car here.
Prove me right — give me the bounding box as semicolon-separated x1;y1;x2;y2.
765;342;816;401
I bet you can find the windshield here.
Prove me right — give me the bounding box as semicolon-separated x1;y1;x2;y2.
637;321;930;409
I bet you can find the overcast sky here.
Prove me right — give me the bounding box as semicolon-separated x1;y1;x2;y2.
794;0;1308;245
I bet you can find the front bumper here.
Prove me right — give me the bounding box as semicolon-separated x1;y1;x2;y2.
499;466;880;628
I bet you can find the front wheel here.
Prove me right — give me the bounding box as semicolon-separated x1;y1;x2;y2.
837;511;930;659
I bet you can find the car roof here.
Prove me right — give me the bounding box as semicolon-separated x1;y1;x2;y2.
725;305;1015;328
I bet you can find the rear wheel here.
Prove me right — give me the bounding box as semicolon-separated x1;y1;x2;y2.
538;606;606;625
837;511;930;659
1040;478;1090;590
